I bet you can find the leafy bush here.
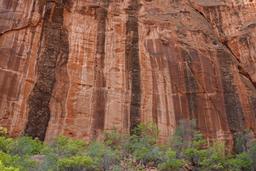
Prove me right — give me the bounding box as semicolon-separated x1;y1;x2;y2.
0;137;13;153
9;137;44;156
227;152;253;171
0;121;255;171
170;119;197;158
86;141;120;170
0;161;19;171
0;152;20;168
38;151;58;171
58;156;95;171
128;138;163;165
125;123;164;167
0;152;36;170
132;122;159;145
199;142;227;171
158;149;185;171
248;141;256;170
183;132;207;168
104;130;128;151
49;136;86;157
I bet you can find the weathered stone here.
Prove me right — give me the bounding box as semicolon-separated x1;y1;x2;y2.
0;0;255;147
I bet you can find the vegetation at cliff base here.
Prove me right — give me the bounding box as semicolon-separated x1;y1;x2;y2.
0;122;255;171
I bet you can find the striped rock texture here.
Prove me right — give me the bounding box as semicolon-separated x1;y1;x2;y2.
0;0;255;147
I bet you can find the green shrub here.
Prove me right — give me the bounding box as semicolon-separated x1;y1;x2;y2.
183;132;207;167
0;152;36;170
0;120;255;171
0;152;19;167
104;130;128;151
132;122;159;145
158;149;185;171
111;165;122;171
199;142;227;171
38;151;58;171
0;137;13;153
86;141;120;170
58;156;95;171
9;137;44;156
170;119;197;158
123;123;164;169
227;152;253;171
50;136;86;157
0;161;19;171
248;141;256;170
234;132;248;153
128;138;163;165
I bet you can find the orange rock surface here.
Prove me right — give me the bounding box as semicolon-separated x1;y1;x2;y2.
0;0;255;146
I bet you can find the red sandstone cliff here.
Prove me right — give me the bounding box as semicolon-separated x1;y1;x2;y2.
0;0;255;147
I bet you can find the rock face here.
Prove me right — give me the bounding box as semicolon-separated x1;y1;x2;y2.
0;0;256;147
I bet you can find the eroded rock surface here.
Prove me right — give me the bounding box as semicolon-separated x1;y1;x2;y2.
0;0;255;147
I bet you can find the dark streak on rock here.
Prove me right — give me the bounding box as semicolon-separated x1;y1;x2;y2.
151;57;159;124
126;0;141;133
249;97;256;118
217;49;245;151
181;50;198;119
91;0;109;138
25;0;69;141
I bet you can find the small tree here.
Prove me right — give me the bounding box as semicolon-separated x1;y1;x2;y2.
200;142;227;171
126;123;163;167
158;149;185;171
86;141;120;170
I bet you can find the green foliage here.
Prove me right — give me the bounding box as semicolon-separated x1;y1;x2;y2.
158;149;185;171
126;123;163;167
227;152;253;171
170;119;197;157
58;156;95;171
38;154;57;171
0;137;43;170
86;141;120;170
0;161;19;171
0;152;19;168
128;139;163;164
183;132;207;168
104;130;128;151
132;122;159;145
0;152;36;170
199;142;227;171
0;121;255;171
111;165;122;171
0;137;13;153
248;140;256;170
49;136;86;157
234;132;248;153
9;137;44;156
